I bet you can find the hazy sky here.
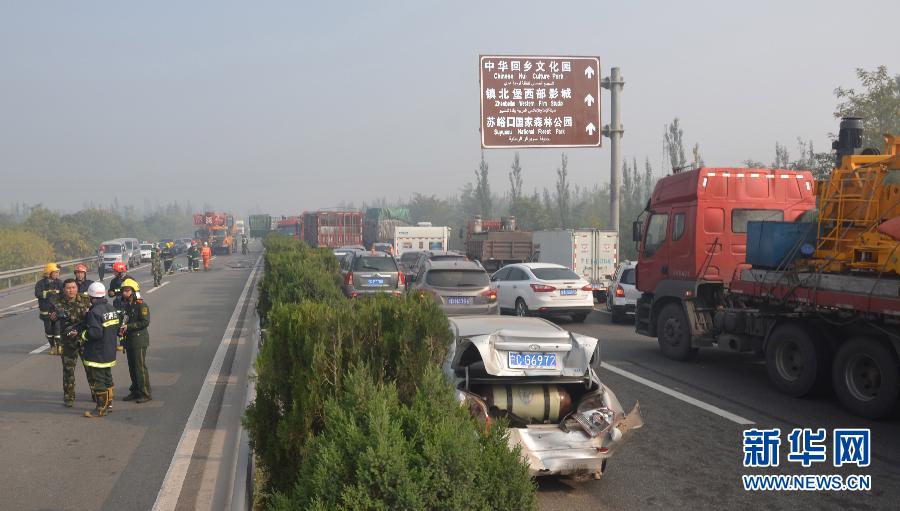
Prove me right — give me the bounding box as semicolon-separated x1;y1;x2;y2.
1;1;897;219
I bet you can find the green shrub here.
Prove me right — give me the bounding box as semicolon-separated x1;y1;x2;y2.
269;367;536;511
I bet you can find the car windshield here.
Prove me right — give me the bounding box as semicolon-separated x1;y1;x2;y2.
353;256;397;272
101;244;122;254
430;254;465;262
621;268;636;285
426;270;489;288
140;244;153;250
531;268;580;280
400;252;421;263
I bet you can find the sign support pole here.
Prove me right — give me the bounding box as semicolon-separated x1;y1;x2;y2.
602;67;624;249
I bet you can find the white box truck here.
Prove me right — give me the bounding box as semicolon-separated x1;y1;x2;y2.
532;229;618;301
394;224;451;256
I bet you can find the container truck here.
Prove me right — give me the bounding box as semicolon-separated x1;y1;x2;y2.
248;214;273;238
363;208;411;249
275;216;302;239
194;212;236;255
394;223;450;256
632;119;900;418
465;216;533;272
302;210;363;248
532;229;618;301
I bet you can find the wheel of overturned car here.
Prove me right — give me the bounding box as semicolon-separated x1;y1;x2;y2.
765;323;828;397
656;302;696;361
832;337;899;419
515;298;529;317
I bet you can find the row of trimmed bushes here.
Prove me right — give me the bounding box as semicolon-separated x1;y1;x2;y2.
245;234;536;510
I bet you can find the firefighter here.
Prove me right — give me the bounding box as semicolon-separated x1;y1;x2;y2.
162;242;176;274
116;279;152;403
201;242;212;271
241;235;249;255
186;241;199;272
35;263;63;355
52;278;91;407
80;282;119;418
73;263;94;296
107;262;131;299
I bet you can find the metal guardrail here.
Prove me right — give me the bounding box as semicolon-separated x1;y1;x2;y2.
0;256;96;290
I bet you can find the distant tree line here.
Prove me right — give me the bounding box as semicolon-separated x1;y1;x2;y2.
0;201;196;271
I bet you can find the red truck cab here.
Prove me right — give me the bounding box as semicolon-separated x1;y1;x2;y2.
634;167;816;338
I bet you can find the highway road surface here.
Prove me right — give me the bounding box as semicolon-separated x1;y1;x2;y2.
539;310;899;511
0;247;261;511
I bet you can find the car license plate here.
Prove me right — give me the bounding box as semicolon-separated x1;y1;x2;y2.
367;278;385;286
508;352;557;369
447;296;473;305
560;289;577;296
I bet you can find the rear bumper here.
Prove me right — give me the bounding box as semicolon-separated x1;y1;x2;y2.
508;425;609;477
534;305;594;316
442;303;500;316
345;288;403;298
611;303;636;315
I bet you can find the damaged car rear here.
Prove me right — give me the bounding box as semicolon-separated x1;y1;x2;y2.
445;316;642;478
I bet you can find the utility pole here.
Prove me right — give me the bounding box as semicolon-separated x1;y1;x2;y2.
602;67;624;240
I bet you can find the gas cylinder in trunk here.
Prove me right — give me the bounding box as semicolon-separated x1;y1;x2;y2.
476;384;572;423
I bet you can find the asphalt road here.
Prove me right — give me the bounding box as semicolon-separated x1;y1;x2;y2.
538;310;899;511
0;247;261;511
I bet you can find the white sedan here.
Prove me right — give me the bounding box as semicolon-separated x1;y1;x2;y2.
490;263;594;322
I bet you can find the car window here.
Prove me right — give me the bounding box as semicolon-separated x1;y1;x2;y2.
400;252;420;263
101;244;122;254
731;209;784;233
140;244;153;250
643;213;669;257
507;268;527;281
672;213;686;241
492;267;511;281
531;268;580;280
352;256;397;272
425;270;489;288
430;254;465;262
620;268;636;285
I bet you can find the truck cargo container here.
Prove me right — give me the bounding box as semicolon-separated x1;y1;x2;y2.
465;217;533;272
532;229;618;301
632;122;900;418
302;211;363;248
363;208;411;249
248;214;273;238
394;224;450;256
276;216;302;239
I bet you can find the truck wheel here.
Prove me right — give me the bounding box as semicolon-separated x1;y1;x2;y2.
515;298;529;317
765;324;828;397
656;303;696;361
832;337;899;419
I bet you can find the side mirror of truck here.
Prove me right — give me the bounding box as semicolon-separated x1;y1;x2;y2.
632;221;642;243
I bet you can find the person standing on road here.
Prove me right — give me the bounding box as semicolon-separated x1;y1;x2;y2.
186;241;199;272
151;246;163;286
107;262;131;299
241;235;248;255
52;278;91;407
80;282;119;418
162;242;176;274
35;263;63;355
116;279;152;403
74;263;94;297
201;242;212;271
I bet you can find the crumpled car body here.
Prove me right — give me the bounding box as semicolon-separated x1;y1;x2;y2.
446;316;642;478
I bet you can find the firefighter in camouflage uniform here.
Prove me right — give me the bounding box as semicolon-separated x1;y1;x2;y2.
51;278;92;407
151;245;163;286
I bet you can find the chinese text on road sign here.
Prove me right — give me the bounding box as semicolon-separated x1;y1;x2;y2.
480;55;601;148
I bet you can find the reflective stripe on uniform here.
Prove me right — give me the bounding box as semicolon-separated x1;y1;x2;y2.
84;360;116;368
102;319;120;328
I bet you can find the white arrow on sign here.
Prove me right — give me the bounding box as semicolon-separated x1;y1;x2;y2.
584;93;595;106
586;122;597;135
584;66;595;79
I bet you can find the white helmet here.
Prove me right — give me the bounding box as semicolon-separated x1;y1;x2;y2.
87;282;107;298
204;242;208;246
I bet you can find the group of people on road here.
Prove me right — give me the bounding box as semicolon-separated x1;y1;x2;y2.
35;261;153;418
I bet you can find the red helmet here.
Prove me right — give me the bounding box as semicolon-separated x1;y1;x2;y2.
112;262;127;274
74;263;88;273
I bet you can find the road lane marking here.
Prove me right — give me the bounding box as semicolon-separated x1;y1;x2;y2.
151;255;261;511
146;281;170;294
600;361;755;425
30;343;50;355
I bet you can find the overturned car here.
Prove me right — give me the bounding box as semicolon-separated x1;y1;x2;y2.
445;316;642;478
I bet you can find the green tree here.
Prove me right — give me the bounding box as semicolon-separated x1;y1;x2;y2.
664;118;687;171
555;153;571;227
834;66;900;149
692;143;704;168
0;229;55;272
475;152;492;218
508;152;523;203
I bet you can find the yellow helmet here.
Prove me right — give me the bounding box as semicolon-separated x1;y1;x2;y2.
44;263;60;275
121;278;141;292
167;242;174;248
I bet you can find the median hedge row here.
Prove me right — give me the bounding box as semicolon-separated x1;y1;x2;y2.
245;234;536;510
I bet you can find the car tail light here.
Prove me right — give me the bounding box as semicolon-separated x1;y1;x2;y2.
615;285;625;297
398;271;406;286
581;284;593;292
480;288;497;301
345;271;353;285
530;283;556;292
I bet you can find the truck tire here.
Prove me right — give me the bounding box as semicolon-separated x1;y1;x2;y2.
765;324;828;397
656;303;696;361
832;337;899;419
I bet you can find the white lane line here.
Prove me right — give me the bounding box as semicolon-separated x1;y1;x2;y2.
1;298;38;312
600;362;755;425
30;343;50;355
151;255;261;511
146;281;170;294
